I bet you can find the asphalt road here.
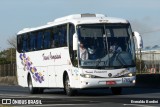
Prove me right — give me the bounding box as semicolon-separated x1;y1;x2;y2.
0;85;160;107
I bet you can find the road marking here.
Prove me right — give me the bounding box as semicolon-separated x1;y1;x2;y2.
123;104;159;107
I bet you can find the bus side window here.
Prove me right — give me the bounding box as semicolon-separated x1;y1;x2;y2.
59;25;67;47
54;25;67;47
17;35;23;52
22;34;29;52
54;33;58;47
51;28;55;48
37;32;43;50
30;32;37;51
52;25;67;48
44;30;51;49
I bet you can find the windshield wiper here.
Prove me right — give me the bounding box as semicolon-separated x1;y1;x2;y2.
95;58;107;69
95;58;102;68
116;53;127;67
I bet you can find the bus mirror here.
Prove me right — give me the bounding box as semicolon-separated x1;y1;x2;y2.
133;31;143;49
73;33;78;50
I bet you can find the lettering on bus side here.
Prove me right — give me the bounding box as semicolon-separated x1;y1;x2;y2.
42;52;61;61
84;70;107;73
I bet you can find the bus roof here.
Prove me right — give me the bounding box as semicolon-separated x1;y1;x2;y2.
17;13;129;35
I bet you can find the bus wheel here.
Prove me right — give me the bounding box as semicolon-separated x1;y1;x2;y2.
28;76;37;94
37;88;44;94
64;75;75;96
111;87;122;95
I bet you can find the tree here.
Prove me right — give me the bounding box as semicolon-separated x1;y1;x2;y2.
0;35;17;65
7;35;17;49
0;48;16;64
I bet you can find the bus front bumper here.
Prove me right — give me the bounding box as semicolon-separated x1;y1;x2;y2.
78;76;136;89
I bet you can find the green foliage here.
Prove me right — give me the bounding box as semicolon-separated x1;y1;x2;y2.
0;48;16;64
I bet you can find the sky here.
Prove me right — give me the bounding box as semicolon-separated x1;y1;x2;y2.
0;0;160;51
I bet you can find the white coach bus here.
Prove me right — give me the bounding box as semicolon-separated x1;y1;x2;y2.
16;14;142;96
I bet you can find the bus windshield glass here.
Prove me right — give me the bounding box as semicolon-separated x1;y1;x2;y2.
77;24;135;69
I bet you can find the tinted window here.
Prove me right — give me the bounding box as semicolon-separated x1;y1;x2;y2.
22;34;29;52
50;28;55;48
30;32;37;51
17;35;23;52
37;32;43;50
44;30;51;49
59;25;67;47
54;25;67;47
17;24;68;52
54;30;59;47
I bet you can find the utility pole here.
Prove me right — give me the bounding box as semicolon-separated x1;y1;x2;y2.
10;48;12;76
140;49;142;74
11;48;12;64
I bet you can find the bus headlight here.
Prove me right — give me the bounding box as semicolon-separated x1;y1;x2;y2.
128;73;132;77
80;74;96;78
128;72;136;77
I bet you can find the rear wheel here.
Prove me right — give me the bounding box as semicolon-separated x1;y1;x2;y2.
64;74;76;96
111;87;122;95
28;76;38;94
37;88;44;94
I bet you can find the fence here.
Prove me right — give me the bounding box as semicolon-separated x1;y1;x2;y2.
0;63;16;77
137;50;160;74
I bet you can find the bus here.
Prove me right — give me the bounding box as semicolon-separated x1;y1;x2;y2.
16;14;143;96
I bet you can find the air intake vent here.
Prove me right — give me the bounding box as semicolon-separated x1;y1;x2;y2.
81;13;96;17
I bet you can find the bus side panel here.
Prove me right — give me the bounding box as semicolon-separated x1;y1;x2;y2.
17;68;28;87
70;67;82;89
48;66;56;87
17;51;49;88
54;48;71;88
31;66;48;87
55;65;64;88
16;52;28;87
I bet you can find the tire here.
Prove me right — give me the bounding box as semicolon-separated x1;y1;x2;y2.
111;87;122;95
64;74;76;96
28;76;38;94
37;88;44;94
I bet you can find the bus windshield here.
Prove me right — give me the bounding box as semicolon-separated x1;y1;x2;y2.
77;24;135;69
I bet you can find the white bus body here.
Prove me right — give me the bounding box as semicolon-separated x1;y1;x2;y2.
16;14;142;95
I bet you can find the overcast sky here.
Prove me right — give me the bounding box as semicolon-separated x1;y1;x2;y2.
0;0;160;50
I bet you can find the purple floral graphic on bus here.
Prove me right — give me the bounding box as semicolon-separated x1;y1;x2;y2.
20;53;44;83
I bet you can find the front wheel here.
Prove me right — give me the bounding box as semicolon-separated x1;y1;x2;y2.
64;75;76;96
111;87;122;95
